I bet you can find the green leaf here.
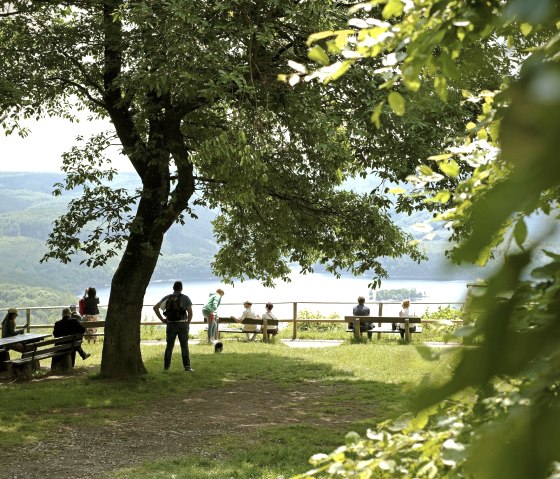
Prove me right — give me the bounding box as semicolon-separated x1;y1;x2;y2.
418;165;434;176
329;61;352;81
520;23;533;37
370;101;385;128
308;45;330;66
513;218;527;247
306;30;336;46
439;160;460;178
388;91;406;116
428;153;454;161
382;0;404;19
434;75;448;102
425;190;451;204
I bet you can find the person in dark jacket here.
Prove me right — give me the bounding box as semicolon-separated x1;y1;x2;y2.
82;287;100;344
53;308;87;367
351;296;373;340
68;305;90;360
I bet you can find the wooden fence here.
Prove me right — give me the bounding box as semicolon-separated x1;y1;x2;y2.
2;301;465;340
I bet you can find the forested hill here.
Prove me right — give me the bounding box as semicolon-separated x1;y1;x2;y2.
0;171;489;308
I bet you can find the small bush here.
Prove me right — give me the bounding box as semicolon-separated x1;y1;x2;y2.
277;310;346;340
421;305;464;343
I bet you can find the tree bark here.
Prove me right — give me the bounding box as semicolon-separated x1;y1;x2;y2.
100;236;161;378
98;134;193;378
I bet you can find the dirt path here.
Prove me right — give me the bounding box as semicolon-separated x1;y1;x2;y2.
1;380;364;479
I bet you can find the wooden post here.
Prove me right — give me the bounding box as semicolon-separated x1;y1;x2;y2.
354;317;360;340
263;317;268;342
377;302;383;340
292;302;298;340
26;308;31;333
405;318;410;342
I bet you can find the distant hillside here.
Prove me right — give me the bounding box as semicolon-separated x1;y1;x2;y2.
0;170;494;309
0;172;218;296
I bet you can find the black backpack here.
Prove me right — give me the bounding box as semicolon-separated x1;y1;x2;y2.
164;295;185;322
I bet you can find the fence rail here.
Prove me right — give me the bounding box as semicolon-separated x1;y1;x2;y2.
3;300;465;340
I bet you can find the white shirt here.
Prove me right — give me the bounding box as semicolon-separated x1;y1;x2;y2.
237;307;259;332
398;307;413;329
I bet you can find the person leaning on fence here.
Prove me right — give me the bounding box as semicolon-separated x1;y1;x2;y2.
202;288;224;344
52;307;89;367
351;296;373;340
397;299;416;339
82;287;100;344
153;281;194;372
231;300;259;341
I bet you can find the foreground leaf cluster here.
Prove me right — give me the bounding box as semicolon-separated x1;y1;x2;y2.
296;0;560;477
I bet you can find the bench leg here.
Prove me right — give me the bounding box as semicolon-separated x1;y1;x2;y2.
354;320;360;340
10;363;33;380
405;320;411;342
51;353;73;372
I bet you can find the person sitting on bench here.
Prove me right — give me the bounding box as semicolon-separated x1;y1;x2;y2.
53;308;89;366
351;296;373;339
232;300;259;341
1;308;24;370
397;299;416;339
261;302;279;336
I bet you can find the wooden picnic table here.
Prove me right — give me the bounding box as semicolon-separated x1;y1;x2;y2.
0;333;51;374
0;333;51;352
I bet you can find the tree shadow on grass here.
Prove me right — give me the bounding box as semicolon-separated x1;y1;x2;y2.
0;344;420;479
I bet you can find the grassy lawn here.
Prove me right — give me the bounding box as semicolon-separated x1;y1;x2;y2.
0;340;459;478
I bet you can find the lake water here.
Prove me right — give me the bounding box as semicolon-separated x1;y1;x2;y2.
96;272;469;327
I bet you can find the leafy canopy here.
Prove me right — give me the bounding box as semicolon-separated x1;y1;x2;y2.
289;0;560;478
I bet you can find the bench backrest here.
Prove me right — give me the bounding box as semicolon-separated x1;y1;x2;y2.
217;317;279;326
344;316;422;324
21;334;83;359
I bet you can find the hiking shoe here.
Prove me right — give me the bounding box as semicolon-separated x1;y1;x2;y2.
83;353;91;360
185;367;194;372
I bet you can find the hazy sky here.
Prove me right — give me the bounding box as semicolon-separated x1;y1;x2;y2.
0;116;135;173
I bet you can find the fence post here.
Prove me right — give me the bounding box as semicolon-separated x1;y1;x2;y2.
263;317;269;343
292;302;298;340
377;302;383;340
26;308;31;333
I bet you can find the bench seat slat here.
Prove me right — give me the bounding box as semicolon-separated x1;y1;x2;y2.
7;348;81;365
346;326;423;334
205;328;278;334
344;315;422;323
20;341;82;359
4;334;83;366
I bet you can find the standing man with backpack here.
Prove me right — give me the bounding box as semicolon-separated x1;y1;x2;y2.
153;281;194;372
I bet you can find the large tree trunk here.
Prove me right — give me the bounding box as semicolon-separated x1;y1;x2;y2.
100;227;164;378
99;159;175;377
98;142;193;378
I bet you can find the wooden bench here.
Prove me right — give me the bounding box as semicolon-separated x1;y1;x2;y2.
81;320;105;340
206;317;279;342
5;334;84;379
344;316;423;342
